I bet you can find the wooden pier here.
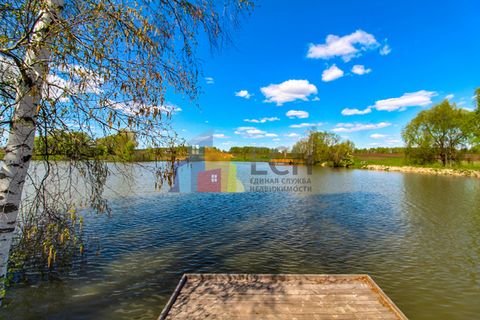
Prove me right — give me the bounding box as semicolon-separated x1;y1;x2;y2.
158;274;407;319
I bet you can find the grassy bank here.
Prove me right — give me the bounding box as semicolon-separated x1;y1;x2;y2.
353;153;480;171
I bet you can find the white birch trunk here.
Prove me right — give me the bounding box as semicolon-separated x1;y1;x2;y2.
0;0;64;303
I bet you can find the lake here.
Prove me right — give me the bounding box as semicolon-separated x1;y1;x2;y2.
2;162;480;319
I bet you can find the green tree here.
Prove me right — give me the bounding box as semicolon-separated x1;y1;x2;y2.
35;130;95;159
475;88;480;113
330;140;355;167
402;100;471;166
292;131;355;167
96;131;138;161
473;88;480;148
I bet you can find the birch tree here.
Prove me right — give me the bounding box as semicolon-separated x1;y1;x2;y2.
0;0;252;303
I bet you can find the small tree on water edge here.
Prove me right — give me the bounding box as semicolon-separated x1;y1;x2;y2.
0;0;253;304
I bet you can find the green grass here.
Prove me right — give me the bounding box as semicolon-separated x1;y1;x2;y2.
352;153;480;171
352;153;406;168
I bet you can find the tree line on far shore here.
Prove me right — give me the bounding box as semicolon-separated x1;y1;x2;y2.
32;130;187;162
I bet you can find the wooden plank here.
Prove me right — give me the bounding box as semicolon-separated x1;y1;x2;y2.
158;274;408;320
158;274;187;320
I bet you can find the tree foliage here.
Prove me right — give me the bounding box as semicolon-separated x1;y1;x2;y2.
292;131;355;167
96;130;137;161
475;88;480;113
402;99;473;165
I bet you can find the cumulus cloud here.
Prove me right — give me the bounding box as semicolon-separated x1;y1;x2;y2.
374;90;437;111
332;122;391;133
285;133;300;137
380;44;391;56
205;77;214;84
370;133;387;139
213;133;229;139
341;107;372;116
234;126;277;139
386;139;401;144
41;64;106;103
322;65;344;82
445;94;454;100
289;122;323;128
307;30;379;61
261;79;318;105
341;90;437;116
286;110;309;119
351;65;372;75
235;90;251;99
244;117;280;123
43;74;72;102
108;100;181;116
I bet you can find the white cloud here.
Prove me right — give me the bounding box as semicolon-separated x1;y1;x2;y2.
370;133;387;139
351;65;372;75
244;117;280;123
108;100;181;116
307;30;379;61
234;126;277;139
332;122;391;133
445;94;454;100
213;133;229;139
44;74;71;102
341;107;372;116
159;104;182;114
272;138;281;141
41;64;105;102
286;110;309;119
205;77;214;84
312;96;320;101
386;139;401;144
374;90;437;111
322;65;344;82
380;44;391;56
261;79;317;105
285;133;300;138
290;122;323;128
235;90;251;99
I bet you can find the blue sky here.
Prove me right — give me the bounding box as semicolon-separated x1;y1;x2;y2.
167;0;480;150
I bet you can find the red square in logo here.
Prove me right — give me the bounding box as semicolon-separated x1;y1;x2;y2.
197;168;221;192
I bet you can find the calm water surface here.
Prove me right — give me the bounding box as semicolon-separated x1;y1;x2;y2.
2;162;480;319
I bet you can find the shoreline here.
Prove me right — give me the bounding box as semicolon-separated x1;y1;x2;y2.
362;164;480;178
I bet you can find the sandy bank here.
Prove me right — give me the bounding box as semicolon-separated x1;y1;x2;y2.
363;164;480;178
